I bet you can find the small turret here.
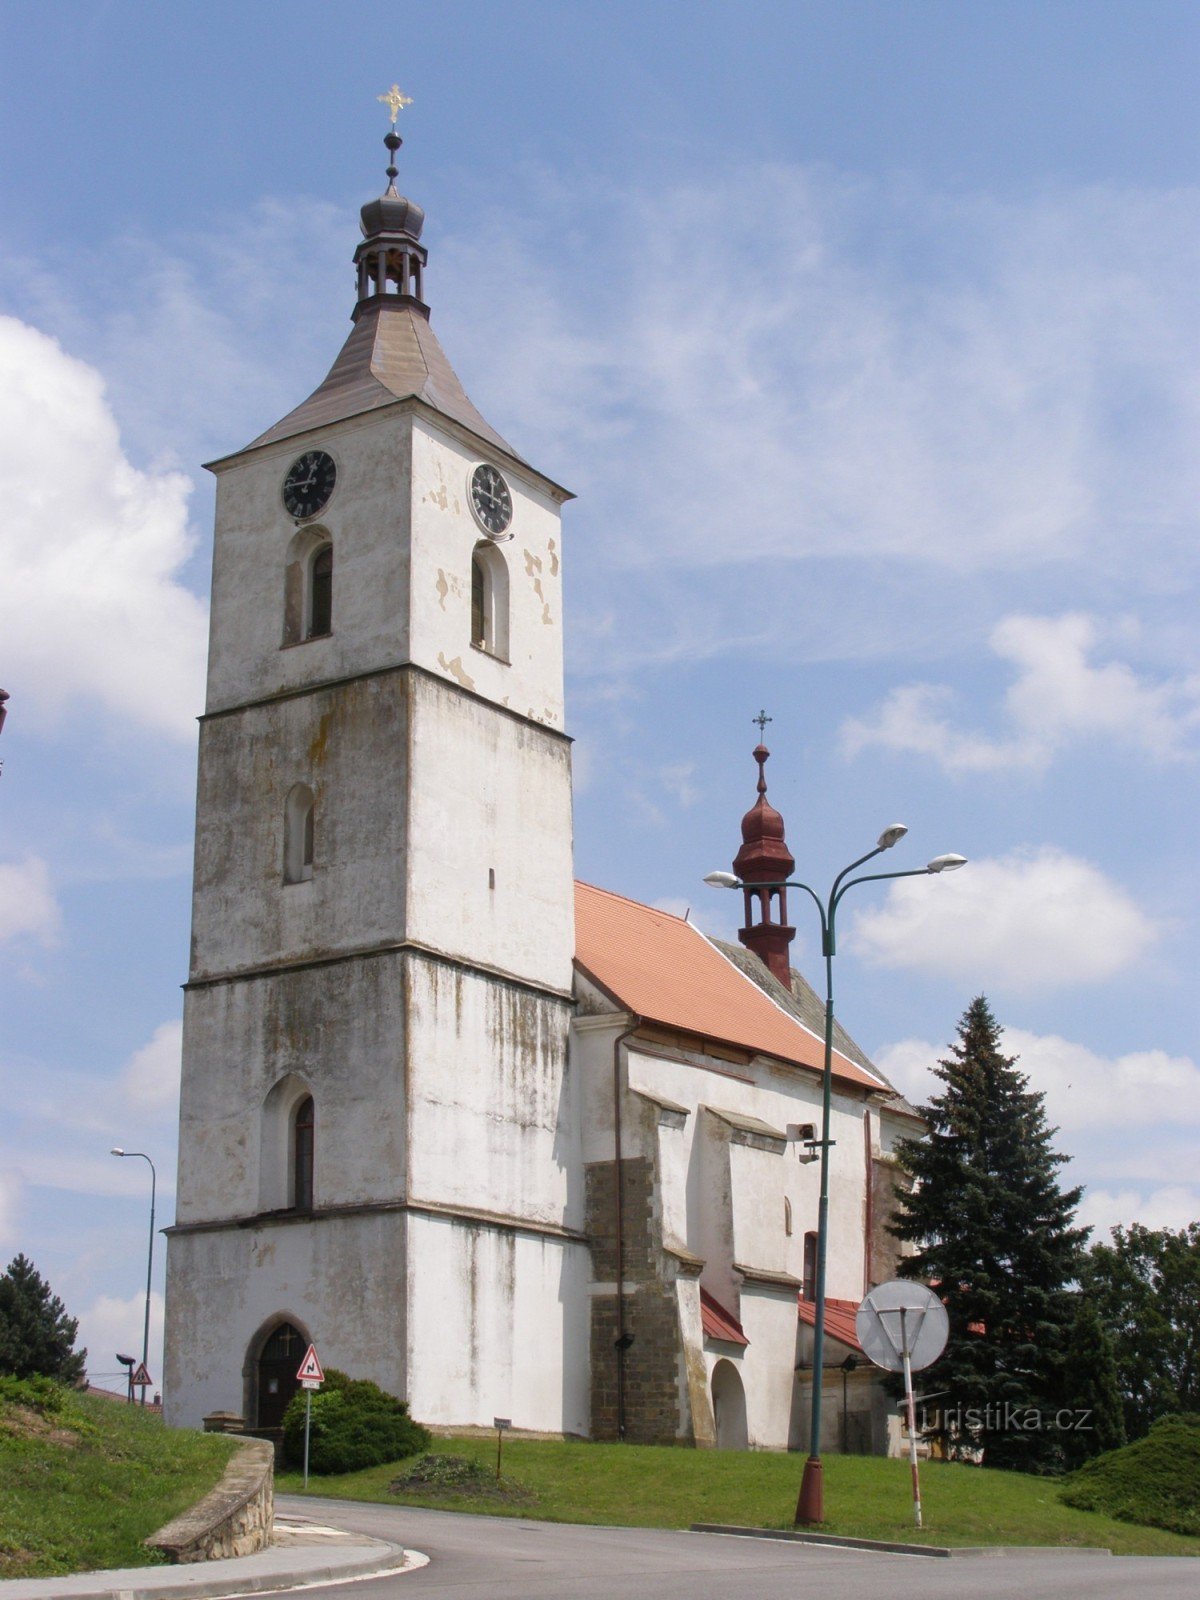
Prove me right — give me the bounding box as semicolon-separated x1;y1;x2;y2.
732;738;795;986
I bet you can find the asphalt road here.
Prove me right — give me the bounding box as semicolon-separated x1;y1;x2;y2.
274;1494;1198;1600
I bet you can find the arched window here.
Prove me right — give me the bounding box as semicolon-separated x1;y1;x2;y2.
469;540;509;659
283;784;314;884
292;1095;314;1210
308;543;333;638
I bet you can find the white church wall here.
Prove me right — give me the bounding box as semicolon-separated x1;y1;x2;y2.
405;954;579;1229
205;411;417;715
175;952;408;1224
723;1287;800;1451
405;672;575;994
163;1211;408;1429
405;1211;590;1435
408;418;567;732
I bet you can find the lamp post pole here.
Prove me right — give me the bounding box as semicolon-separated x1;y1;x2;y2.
111;1148;156;1405
706;835;965;1524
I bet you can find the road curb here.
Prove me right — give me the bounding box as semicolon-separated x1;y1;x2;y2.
0;1538;414;1600
690;1524;1113;1559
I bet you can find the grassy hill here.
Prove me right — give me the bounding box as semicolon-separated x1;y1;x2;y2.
1062;1414;1200;1537
0;1377;239;1579
278;1432;1200;1556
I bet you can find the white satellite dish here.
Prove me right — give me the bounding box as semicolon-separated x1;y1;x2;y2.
856;1279;948;1373
855;1279;948;1531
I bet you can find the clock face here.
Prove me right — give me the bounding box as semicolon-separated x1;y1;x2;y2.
470;464;513;537
282;451;337;520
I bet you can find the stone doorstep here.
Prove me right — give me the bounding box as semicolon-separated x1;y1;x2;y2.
690;1524;1114;1560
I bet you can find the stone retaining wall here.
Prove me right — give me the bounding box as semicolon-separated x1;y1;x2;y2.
147;1436;274;1563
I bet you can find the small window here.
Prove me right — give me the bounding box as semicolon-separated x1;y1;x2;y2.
284;783;314;884
308;544;333;638
469;540;509;659
292;1095;314;1210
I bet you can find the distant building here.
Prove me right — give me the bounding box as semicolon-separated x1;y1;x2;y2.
164;122;919;1453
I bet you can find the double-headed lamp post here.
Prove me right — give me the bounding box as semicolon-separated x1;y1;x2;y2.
110;1148;156;1406
705;826;966;1525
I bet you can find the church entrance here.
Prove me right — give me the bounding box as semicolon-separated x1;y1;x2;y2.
255;1321;305;1429
711;1359;749;1450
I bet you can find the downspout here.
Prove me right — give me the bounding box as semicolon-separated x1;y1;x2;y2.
862;1107;874;1297
612;1019;640;1441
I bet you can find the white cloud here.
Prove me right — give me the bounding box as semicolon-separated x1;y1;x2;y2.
1079;1187;1200;1238
848;847;1158;989
0;856;61;946
0;1172;20;1250
841;613;1200;772
78;1289;164;1392
121;1020;183;1113
0;316;207;740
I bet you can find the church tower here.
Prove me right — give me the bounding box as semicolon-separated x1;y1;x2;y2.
164;104;588;1437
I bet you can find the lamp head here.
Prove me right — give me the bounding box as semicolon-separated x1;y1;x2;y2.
926;853;968;874
110;1147;125;1157
703;870;741;889
876;823;908;851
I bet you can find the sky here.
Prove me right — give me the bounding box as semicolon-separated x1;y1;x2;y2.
1;1;1198;1394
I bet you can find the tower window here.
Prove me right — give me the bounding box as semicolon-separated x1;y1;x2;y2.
284;783;314;884
803;1230;818;1301
292;1095;315;1210
308;543;333;638
469;540;510;660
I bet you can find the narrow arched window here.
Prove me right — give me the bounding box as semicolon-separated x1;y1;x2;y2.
292;1095;314;1210
803;1230;818;1301
308;544;333;638
284;783;314;884
469;541;509;659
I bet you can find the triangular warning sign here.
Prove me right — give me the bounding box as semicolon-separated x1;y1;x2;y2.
296;1344;324;1383
131;1362;152;1387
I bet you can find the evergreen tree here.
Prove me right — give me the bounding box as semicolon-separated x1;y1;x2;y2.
891;996;1087;1471
0;1254;87;1384
1058;1297;1126;1470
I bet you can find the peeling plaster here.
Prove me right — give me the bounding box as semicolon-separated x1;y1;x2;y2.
547;538;559;577
437;652;476;691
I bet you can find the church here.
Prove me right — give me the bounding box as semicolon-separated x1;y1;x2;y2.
163;110;920;1454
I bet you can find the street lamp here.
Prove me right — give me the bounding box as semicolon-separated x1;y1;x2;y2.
705;830;965;1524
111;1148;156;1406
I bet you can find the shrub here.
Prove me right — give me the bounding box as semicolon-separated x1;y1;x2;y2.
281;1369;430;1474
0;1375;67;1415
1060;1413;1200;1537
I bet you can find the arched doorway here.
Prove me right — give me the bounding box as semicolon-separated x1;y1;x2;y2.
711;1358;749;1450
255;1321;306;1429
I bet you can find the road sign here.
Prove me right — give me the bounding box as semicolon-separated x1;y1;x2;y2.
856;1281;948;1373
130;1362;153;1388
855;1280;948;1532
296;1344;324;1384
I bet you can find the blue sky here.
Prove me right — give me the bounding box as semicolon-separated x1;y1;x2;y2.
1;1;1198;1392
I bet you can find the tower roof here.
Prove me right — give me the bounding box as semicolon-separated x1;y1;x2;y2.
238;300;520;459
733;743;795;881
230;102;521;464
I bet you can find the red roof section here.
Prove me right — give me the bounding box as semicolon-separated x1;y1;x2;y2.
700;1287;749;1346
797;1296;863;1353
574;882;882;1090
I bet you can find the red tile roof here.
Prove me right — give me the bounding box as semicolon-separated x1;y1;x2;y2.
700;1287;749;1346
797;1295;863;1353
574;882;883;1091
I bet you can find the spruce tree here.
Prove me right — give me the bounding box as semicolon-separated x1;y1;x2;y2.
891;996;1087;1471
1058;1297;1126;1470
0;1254;87;1384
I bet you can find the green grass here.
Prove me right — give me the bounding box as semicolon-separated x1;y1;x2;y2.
277;1433;1200;1556
1062;1415;1200;1537
0;1383;240;1579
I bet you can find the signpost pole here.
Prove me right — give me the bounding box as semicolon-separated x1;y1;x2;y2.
303;1389;312;1490
900;1309;922;1530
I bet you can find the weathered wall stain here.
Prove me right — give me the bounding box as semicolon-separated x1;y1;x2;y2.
436;652;476;691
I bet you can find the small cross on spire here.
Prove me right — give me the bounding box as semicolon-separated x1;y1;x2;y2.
377;84;413;125
753;709;772;739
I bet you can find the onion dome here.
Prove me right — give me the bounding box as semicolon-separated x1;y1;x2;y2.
733;744;796;882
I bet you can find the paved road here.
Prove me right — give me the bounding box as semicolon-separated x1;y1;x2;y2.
274;1494;1198;1600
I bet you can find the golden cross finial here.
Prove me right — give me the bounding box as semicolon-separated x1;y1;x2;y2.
377;84;413;125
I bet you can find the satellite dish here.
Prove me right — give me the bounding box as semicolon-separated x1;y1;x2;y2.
856;1279;948;1373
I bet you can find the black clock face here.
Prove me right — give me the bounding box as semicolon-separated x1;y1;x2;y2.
282;451;337;520
470;464;513;537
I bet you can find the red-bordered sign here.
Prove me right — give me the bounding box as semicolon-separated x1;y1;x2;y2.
296;1344;324;1384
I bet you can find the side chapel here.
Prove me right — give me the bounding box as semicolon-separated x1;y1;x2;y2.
163;110;920;1454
